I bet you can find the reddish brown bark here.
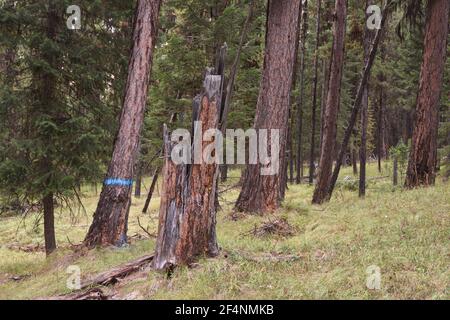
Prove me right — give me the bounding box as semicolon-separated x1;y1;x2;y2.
234;0;301;213
405;0;449;188
153;75;222;270
85;0;161;247
312;0;347;204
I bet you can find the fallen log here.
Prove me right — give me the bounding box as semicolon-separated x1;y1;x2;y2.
80;254;154;289
50;288;108;300
48;254;154;300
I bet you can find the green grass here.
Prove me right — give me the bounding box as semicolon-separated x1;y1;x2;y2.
0;163;449;300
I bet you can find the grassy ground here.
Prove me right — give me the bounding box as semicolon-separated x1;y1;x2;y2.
0;162;448;300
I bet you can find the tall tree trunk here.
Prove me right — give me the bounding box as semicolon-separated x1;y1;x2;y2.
359;0;375;197
295;0;309;184
234;0;301;213
153;75;222;270
85;0;162;247
288;0;304;184
405;0;449;188
38;0;58;256
220;0;255;182
324;6;389;202
309;0;322;184
312;0;347;204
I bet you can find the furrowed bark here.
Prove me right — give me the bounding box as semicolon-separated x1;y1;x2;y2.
405;0;449;188
153;75;222;270
85;0;161;247
235;0;301;213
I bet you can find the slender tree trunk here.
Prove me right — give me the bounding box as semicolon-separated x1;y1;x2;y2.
319;58;329;153
324;6;389;202
288;1;304;184
43;192;56;256
134;164;142;198
220;0;255;182
85;0;162;247
312;0;347;204
234;0;301;213
309;0;322;184
405;0;449;188
393;157;398;186
153;75;222;270
295;0;309;184
359;0;375;197
377;84;384;173
352;147;358;175
37;0;58;256
143;169;159;214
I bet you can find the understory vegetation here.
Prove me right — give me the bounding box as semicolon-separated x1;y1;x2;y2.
1;163;448;300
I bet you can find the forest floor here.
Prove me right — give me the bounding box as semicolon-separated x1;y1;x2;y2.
0;162;448;300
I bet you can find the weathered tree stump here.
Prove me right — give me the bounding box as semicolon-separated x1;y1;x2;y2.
153;74;223;270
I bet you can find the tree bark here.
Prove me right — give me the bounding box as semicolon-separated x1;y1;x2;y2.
324;6;389;202
319;58;329;153
309;0;322;185
134;164;142;198
234;0;301;213
359;0;375;197
295;0;309;185
352;147;358;175
43;192;56;256
312;0;347;204
153;75;222;270
393;157;398;186
405;0;449;188
85;0;162;247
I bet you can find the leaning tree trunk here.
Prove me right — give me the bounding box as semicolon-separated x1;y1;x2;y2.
359;0;375;197
325;5;389;202
153;74;222;270
220;0;255;182
142;169;159;214
85;0;161;247
309;0;322;185
295;0;309;184
405;0;449;188
312;0;347;204
235;0;301;213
